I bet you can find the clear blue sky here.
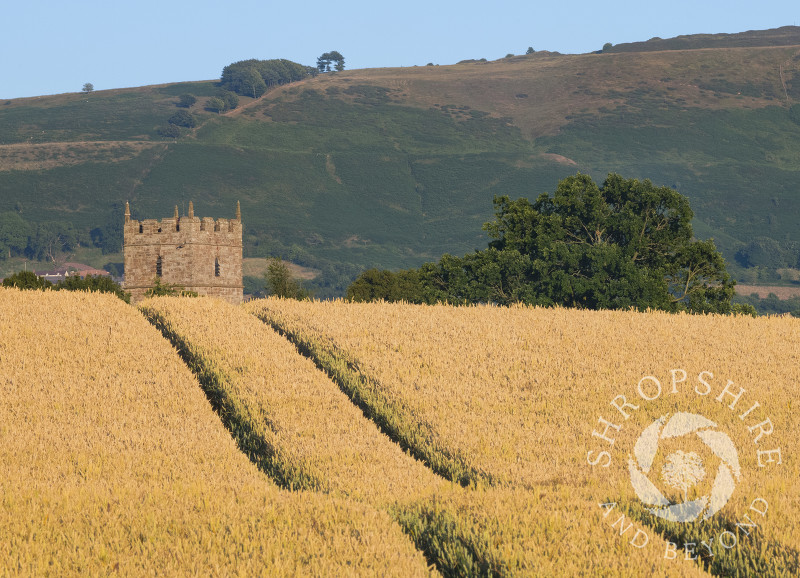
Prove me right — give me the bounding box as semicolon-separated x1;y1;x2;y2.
2;0;798;99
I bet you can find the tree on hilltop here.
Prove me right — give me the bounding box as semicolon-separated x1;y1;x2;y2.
231;67;268;98
82;83;94;93
331;51;345;72
220;59;313;97
317;51;345;73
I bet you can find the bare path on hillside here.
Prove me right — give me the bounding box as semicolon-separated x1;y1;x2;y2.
220;81;306;118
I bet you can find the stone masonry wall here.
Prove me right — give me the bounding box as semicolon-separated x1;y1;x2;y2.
124;206;243;304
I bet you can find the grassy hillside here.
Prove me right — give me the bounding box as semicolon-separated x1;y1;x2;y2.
2;28;800;295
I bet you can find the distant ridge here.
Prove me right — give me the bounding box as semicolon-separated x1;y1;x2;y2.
606;25;800;52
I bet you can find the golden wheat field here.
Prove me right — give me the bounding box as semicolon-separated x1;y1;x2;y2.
0;288;432;576
142;296;704;576
4;287;798;576
247;297;800;576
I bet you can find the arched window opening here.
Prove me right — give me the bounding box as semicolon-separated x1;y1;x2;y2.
214;258;221;277
156;256;163;277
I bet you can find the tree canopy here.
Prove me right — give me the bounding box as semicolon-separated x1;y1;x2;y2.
316;51;345;73
348;173;736;313
206;90;239;113
55;274;130;303
265;257;309;299
168;110;196;128
27;221;82;263
0;212;30;259
0;213;95;262
206;97;226;114
220;59;315;98
2;271;53;290
177;93;197;108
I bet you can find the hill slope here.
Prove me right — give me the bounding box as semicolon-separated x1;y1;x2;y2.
2;27;800;295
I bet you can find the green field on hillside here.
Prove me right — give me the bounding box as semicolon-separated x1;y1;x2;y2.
2;28;800;296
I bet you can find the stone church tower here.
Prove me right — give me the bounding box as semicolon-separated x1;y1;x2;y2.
123;201;243;304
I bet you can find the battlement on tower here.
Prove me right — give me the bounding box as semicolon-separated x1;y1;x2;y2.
124;215;242;236
123;201;243;304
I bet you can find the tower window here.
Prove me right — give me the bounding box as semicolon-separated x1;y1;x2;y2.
214;258;221;277
156;256;163;277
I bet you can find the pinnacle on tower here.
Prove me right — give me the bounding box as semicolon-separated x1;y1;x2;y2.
174;205;179;219
188;201;194;219
236;200;241;221
124;201;131;223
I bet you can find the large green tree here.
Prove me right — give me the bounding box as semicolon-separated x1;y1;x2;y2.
480;173;734;312
348;173;736;313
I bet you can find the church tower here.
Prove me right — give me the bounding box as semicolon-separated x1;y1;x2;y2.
123;201;243;304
